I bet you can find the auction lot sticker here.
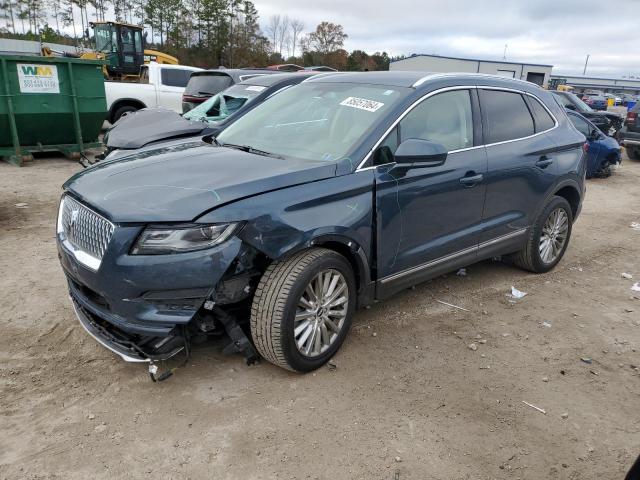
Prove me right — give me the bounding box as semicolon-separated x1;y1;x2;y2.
340;96;384;112
17;64;60;93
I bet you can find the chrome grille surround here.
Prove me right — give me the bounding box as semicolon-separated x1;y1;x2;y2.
57;195;114;270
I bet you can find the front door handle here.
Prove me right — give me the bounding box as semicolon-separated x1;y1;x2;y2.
459;172;484;186
536;156;554;168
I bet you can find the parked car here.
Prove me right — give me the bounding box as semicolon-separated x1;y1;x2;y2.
105;63;202;123
584;94;608;111
552;91;623;135
182;68;276;113
57;72;585;373
101;72;318;159
617;101;640;160
566;111;621;177
621;93;638;106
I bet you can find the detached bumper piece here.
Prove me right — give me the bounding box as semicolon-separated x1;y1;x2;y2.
72;298;187;363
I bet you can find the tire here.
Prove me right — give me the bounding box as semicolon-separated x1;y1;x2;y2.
112;105;138;123
510;196;573;273
250;248;356;372
628;147;640;160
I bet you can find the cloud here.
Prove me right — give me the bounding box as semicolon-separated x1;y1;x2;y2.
255;0;640;76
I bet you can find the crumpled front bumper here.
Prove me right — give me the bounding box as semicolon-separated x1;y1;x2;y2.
58;224;243;361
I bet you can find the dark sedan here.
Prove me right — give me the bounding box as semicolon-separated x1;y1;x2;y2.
552;91;622;135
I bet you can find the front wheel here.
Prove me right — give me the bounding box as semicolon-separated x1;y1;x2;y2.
250;248;356;372
510;196;573;273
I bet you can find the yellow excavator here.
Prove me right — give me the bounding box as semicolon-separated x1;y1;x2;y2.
40;21;178;80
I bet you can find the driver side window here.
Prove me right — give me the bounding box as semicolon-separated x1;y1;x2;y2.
373;89;473;165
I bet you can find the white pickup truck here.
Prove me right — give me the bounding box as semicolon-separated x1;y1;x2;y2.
105;63;202;123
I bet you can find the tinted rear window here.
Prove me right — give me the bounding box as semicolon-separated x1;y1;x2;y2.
185;74;234;96
160;69;195;87
480;89;535;143
527;97;556;132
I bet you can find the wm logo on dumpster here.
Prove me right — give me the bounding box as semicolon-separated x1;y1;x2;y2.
20;65;54;77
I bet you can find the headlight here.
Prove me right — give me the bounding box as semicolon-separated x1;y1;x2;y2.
131;223;238;255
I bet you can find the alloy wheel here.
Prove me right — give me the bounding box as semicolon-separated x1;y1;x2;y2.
539;207;569;264
294;269;349;358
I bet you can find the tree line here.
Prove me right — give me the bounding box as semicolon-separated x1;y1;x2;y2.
0;0;397;70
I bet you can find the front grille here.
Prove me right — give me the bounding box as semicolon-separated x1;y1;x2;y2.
60;195;114;262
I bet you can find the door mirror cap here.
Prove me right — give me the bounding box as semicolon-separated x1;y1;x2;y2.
395;138;448;167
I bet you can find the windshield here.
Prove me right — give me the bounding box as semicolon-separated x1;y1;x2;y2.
185;73;233;96
94;24;113;53
556;92;593;113
183;84;266;122
217;82;408;162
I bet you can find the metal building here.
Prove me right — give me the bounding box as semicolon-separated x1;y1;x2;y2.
549;74;640;95
390;54;553;87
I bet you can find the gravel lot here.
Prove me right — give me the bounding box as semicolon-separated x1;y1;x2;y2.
1;150;639;479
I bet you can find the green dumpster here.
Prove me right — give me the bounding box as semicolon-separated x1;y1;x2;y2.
0;55;107;166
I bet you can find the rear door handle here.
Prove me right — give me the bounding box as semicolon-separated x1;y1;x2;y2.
536;156;554;168
459;173;484;186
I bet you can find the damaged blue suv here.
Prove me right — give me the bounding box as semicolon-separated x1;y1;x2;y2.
57;72;586;373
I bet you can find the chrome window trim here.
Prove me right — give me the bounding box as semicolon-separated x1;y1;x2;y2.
356;85;560;172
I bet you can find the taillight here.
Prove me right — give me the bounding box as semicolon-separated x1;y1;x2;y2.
583;142;589;154
626;111;637;125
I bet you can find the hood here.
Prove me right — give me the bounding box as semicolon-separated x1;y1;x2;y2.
64;142;338;223
106;108;206;149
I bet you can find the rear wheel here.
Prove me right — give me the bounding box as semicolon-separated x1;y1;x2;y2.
511;196;573;273
112;105;138;123
628;147;640;160
250;248;356;372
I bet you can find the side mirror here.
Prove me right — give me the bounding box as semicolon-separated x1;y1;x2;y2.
394;138;448;167
588;129;601;141
565;104;576;111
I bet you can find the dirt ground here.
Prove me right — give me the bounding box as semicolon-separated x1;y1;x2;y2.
1;150;639;480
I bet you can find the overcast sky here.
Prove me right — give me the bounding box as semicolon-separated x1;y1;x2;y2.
255;0;640;77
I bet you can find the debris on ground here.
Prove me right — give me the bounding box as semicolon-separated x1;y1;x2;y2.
14;203;28;208
561;412;569;419
456;268;467;276
436;300;470;312
580;357;593;364
542;376;549;382
372;332;377;337
621;272;633;279
510;286;528;299
631;283;640;292
468;343;478;351
326;361;337;371
522;401;546;415
631;222;640;231
542;321;552;328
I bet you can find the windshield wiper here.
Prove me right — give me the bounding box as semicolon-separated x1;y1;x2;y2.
221;143;284;159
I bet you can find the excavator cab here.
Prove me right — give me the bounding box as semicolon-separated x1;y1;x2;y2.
91;21;144;78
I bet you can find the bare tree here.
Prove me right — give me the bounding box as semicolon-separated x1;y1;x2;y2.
276;14;288;56
289;18;303;57
265;14;280;54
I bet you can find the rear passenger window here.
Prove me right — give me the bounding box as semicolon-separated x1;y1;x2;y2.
527;96;556;132
161;69;193;87
399;90;473;152
480;90;535;143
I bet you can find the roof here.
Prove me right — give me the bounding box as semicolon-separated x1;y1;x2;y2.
391;53;553;68
238;71;317;87
192;68;277;81
307;71;545;90
307;71;431;87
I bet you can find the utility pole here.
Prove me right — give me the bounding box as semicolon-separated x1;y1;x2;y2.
583;54;590;75
503;44;508;61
